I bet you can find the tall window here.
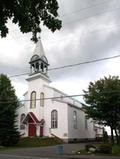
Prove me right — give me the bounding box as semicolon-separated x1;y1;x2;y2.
51;110;58;128
85;116;88;130
20;113;25;130
40;92;44;107
73;111;77;129
30;91;36;108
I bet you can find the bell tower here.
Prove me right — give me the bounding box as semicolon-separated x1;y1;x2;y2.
26;37;51;83
29;37;49;76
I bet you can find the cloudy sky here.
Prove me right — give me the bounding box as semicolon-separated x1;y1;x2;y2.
1;0;120;103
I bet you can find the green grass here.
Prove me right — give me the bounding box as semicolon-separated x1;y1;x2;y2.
0;137;63;151
112;145;120;155
75;144;120;156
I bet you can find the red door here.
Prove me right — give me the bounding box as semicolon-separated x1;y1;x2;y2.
29;124;36;137
40;126;43;137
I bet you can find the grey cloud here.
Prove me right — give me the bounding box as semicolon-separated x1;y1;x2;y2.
1;0;120;98
47;24;120;80
45;0;120;83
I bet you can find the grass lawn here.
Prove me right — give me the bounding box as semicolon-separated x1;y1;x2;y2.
112;144;120;156
75;144;120;156
0;137;63;150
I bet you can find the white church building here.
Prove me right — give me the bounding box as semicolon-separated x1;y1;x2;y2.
17;39;103;142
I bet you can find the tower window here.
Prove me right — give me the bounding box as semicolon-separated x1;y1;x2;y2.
35;62;39;72
40;92;44;107
41;63;44;72
30;91;36;108
51;110;58;128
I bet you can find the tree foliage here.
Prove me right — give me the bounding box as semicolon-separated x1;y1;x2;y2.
0;0;62;42
0;74;19;146
83;76;120;144
103;129;109;143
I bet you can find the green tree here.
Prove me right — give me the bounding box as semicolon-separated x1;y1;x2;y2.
0;74;19;146
83;76;120;144
103;128;109;143
0;0;62;42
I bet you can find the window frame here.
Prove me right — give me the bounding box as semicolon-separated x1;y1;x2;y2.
73;111;77;129
51;110;58;129
30;91;36;108
20;113;26;130
40;92;44;107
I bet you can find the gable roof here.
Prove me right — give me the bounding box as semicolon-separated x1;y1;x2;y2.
22;112;40;124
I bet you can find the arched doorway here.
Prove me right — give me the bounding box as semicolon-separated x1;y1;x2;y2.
22;112;39;137
29;124;36;137
22;112;45;137
28;117;36;137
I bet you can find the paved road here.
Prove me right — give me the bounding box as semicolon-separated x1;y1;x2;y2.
0;143;85;158
0;143;119;159
0;153;120;159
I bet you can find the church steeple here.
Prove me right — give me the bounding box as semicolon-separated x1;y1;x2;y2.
33;37;45;57
29;38;49;76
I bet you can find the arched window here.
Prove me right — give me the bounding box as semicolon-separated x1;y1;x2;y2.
30;91;36;108
51;110;58;128
20;113;25;130
40;92;44;107
73;111;77;129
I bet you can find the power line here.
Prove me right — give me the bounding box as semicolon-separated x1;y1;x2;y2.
59;0;109;17
9;72;29;78
48;54;120;71
10;2;120;33
9;53;120;78
43;5;120;32
63;7;120;26
10;23;120;47
7;3;120;48
8;7;120;49
9;72;28;78
1;89;120;104
0;94;84;104
47;24;120;46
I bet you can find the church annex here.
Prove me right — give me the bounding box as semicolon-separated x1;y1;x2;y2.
17;38;103;142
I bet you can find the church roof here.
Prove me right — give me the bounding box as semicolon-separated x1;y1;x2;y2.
33;37;45;58
22;112;45;125
44;84;83;109
22;112;40;124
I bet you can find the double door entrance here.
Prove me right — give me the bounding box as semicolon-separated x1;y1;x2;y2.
28;123;43;137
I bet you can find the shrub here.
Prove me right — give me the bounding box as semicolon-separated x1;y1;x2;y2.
1;129;20;146
97;143;112;154
17;137;63;147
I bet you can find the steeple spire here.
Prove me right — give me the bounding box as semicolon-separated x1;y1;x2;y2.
33;37;45;58
29;38;49;76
